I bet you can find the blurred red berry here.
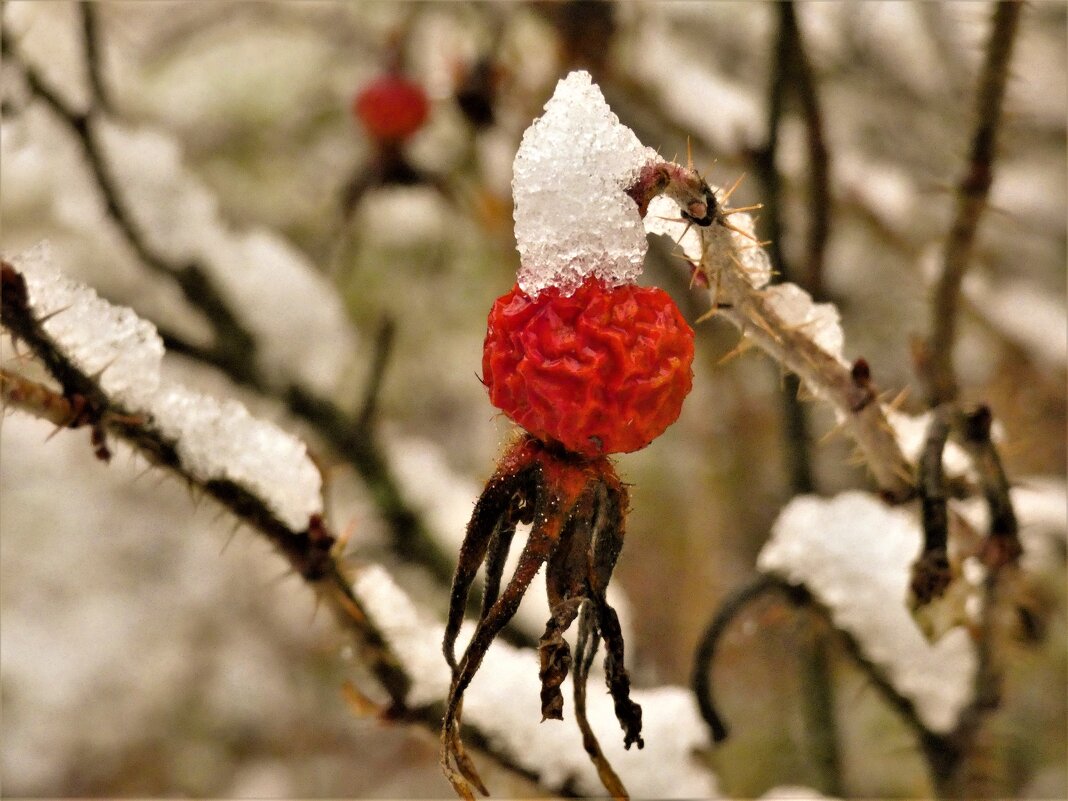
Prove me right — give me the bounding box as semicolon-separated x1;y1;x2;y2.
482;277;694;457
353;74;429;143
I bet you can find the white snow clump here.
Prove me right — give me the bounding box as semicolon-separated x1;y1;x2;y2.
9;245;322;532
512;71;660;297
762;283;846;362
758;491;977;734
352;563;720;798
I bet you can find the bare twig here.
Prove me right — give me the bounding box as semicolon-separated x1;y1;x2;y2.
911;405;954;606
79;1;111;111
924;1;1023;406
355;315;396;436
750;1;819;496
959;405;1022;569
691;573;806;743
783;4;832;301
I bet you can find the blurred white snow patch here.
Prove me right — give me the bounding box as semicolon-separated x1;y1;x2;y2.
512;71;659;297
963;274;1068;370
837;154;917;234
389;436;480;554
10;242;165;408
633;18;762;154
210;230;358;394
758;491;977;733
763;284;846;362
150;384;322;531
761;787;832;800
356;185;448;246
352;564;719;798
885;408;972;477
645;195;705;265
97;120;357;395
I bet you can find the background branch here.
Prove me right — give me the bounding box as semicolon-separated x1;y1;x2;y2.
924;0;1023;406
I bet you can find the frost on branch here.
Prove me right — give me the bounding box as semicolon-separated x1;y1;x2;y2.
8;245;322;532
353;564;719;799
512;70;660;297
757;492;977;734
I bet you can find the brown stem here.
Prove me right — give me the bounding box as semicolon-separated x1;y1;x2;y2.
925;1;1023;406
911;405;954;606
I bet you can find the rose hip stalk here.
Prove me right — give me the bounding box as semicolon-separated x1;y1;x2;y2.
441;72;713;801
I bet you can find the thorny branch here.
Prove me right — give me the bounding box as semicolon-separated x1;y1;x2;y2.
1;25;457;589
924;0;1023;407
0;259;564;796
698;222;915;500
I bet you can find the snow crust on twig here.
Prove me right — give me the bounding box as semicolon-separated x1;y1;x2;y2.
9;245;322;531
757;491;977;734
645;194;914;499
353;563;719;799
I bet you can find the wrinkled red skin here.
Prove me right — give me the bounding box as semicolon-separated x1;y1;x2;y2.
353;75;429;143
482;277;695;457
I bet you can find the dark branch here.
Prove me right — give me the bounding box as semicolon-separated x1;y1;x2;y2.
79;1;111;111
911;405;953;606
924;1;1024;406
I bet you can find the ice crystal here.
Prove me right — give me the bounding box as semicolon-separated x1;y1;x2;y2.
512;71;660;297
758;491;977;733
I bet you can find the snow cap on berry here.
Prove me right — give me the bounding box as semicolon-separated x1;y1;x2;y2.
512;71;662;297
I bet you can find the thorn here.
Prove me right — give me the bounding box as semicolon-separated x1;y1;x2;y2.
721;219;760;244
341;679;382;718
334;517;358;556
818;419;849;445
719;173;746;204
886;385;911;413
219;526;240;556
746;307;781;343
33;304;74;326
724;203;763;215
686;137;694;171
716;337;755;365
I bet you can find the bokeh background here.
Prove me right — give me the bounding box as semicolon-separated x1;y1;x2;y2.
1;1;1065;797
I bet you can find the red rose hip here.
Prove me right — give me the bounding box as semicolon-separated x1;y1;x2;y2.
353;74;429;143
482;277;694;457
